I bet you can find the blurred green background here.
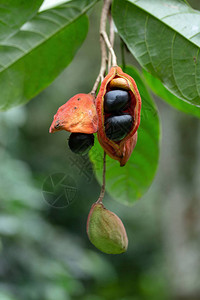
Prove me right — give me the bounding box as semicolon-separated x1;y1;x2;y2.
0;1;200;300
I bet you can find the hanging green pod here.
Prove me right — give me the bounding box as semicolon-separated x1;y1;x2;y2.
87;202;128;254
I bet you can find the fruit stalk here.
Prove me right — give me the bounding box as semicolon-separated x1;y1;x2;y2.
96;151;106;203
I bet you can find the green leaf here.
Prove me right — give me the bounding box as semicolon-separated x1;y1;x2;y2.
90;66;160;205
0;0;44;41
143;69;200;119
112;0;200;106
0;0;98;110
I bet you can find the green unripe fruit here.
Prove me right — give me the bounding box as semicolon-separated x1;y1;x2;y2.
87;203;128;254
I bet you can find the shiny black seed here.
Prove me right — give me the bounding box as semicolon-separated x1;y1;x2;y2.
68;133;94;155
105;114;133;141
104;89;131;113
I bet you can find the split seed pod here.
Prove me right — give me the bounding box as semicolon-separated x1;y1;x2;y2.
49;93;98;134
49;67;141;166
87;202;128;254
96;66;141;166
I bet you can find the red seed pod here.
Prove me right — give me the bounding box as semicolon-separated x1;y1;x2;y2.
96;66;141;166
49;67;141;166
49;93;98;134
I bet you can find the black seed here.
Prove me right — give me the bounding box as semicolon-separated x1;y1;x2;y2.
105;114;133;141
104;89;131;113
68;133;94;155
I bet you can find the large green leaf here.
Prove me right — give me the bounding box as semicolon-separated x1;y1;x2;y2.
112;0;200;106
0;0;44;41
0;0;98;110
143;69;200;119
90;66;160;205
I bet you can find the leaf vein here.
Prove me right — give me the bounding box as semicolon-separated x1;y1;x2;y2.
171;32;187;99
38;15;62;26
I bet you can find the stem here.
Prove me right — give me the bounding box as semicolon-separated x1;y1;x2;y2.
91;0;117;96
100;31;117;67
91;1;115;203
108;10;115;70
99;0;112;45
96;151;106;203
90;31;107;96
91;0;111;96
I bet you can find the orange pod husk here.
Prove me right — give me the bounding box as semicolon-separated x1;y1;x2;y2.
96;66;141;166
49;93;98;134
